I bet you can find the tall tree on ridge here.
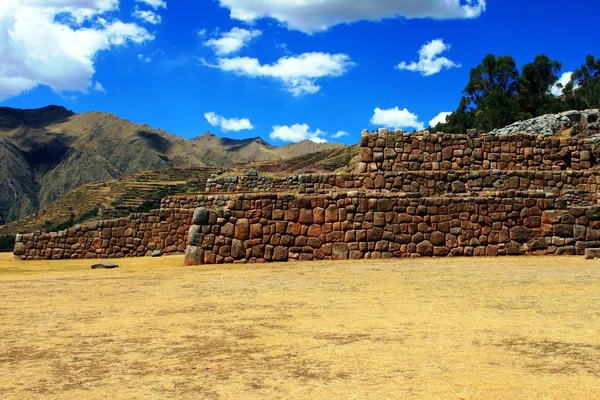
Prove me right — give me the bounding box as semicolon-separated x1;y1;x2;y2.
464;54;520;131
517;54;564;117
565;55;600;110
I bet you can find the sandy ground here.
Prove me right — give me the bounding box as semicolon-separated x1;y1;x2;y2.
0;253;599;399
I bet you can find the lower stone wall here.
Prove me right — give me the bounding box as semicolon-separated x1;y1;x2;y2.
13;208;194;260
184;192;600;265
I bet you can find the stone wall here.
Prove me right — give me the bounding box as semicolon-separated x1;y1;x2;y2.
202;170;600;206
356;130;599;173
16;126;600;262
204;175;304;194
184;192;600;265
13;208;194;260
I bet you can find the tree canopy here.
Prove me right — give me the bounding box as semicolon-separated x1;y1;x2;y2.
432;53;599;133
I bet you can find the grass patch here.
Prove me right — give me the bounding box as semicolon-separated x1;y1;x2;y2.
0;256;599;398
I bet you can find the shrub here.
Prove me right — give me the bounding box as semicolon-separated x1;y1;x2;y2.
0;235;15;253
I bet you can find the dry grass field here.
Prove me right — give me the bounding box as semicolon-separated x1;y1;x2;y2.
0;252;599;399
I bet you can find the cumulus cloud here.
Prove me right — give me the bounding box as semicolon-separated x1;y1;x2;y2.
204;28;262;55
331;131;349;139
396;39;460;76
138;54;152;63
551;72;573;96
0;0;154;101
137;49;163;63
136;0;166;9
429;111;452;127
216;0;486;33
270;124;328;143
205;111;254;132
93;81;106;93
204;52;354;96
133;8;162;24
371;107;425;131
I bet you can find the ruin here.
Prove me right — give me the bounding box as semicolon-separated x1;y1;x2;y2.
182;129;600;265
13;128;600;263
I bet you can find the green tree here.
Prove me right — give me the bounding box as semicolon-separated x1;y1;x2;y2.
463;54;520;131
433;97;474;133
565;54;600;109
464;54;519;107
517;54;563;117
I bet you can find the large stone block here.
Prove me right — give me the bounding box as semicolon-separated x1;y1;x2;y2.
584;248;600;259
235;219;250;240
332;243;349;260
193;207;210;225
416;240;433;256
231;239;246;260
273;246;289;262
184;245;204;266
510;226;532;243
13;242;26;256
188;225;204;247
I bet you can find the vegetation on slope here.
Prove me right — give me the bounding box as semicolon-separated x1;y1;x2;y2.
0;167;217;236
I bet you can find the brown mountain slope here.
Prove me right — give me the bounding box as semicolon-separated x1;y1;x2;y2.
0;167;217;236
0;145;356;236
0;106;345;225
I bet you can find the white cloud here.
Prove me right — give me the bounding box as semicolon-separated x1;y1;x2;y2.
270;124;328;143
216;0;486;33
138;54;152;63
429;111;452;127
371;107;425;131
137;49;164;63
133;8;162;24
396;39;460;76
331;131;349;138
205;52;354;96
204;28;261;56
0;0;154;101
197;29;207;37
136;0;166;9
205;111;254;132
551;72;573;96
93;81;106;93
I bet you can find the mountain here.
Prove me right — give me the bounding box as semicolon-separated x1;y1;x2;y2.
0;167;217;236
0;106;345;225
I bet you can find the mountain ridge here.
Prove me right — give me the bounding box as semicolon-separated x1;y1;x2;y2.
0;105;345;225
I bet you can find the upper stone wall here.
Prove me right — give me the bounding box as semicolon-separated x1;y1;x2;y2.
356;130;599;173
187;169;600;208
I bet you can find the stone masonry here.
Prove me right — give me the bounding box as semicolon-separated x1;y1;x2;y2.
14;128;600;262
14;208;193;260
183;129;600;265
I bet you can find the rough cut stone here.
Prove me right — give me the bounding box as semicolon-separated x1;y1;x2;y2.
91;262;119;269
193;208;209;225
184;245;204;266
584;248;600;260
416;241;433;256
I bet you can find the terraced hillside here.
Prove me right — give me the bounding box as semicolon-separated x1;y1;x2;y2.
0;105;345;225
0;167;216;236
253;144;360;174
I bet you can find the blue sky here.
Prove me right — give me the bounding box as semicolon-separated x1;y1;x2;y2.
0;0;598;145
